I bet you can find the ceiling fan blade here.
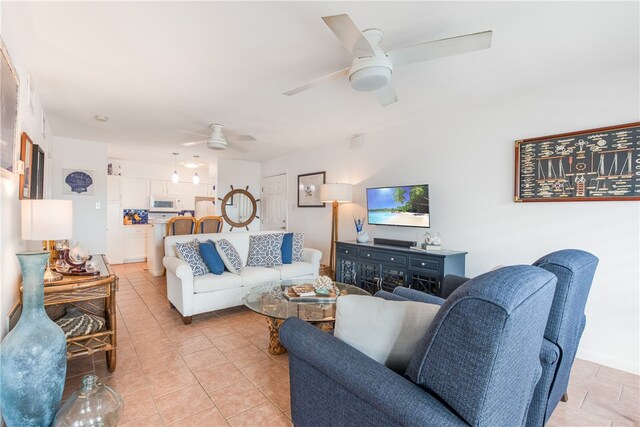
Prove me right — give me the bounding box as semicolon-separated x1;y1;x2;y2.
283;67;350;96
236;135;256;142
179;129;209;138
227;141;250;153
375;82;398;107
322;14;375;58
388;30;492;67
181;140;206;147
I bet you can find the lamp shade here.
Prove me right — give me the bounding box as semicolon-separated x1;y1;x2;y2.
21;200;73;241
320;183;353;203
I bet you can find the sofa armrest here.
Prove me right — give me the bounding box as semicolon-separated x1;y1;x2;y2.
162;256;195;316
303;248;322;275
280;318;467;426
393;287;446;305
163;256;192;279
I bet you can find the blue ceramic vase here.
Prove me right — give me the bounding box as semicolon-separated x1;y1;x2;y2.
0;251;67;427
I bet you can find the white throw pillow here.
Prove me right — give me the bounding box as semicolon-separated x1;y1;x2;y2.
334;295;440;373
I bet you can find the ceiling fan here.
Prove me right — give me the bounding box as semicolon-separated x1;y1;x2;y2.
181;124;257;152
284;14;492;107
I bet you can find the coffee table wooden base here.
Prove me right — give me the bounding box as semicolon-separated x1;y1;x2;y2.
266;317;334;355
267;317;286;355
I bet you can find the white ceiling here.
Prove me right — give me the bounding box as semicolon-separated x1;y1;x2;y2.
4;1;638;166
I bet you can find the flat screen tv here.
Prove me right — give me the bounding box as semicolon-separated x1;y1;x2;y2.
366;185;430;228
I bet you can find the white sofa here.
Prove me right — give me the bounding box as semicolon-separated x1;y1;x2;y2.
163;230;322;324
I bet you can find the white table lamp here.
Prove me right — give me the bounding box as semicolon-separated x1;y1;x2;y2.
21;199;74;282
320;183;353;278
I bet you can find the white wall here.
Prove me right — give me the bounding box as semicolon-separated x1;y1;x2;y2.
217;159;261;232
0;6;55;339
50;137;108;255
262;64;640;374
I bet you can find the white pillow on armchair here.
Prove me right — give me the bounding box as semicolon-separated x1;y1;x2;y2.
334;295;440;373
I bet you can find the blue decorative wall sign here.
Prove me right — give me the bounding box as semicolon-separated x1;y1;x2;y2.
63;169;95;195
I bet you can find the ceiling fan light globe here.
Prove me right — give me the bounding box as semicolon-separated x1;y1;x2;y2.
349;66;391;91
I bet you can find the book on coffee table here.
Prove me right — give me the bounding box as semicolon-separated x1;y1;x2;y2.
282;284;338;302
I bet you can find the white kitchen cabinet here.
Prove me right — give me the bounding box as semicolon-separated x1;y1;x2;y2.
107;176;122;201
122;178;149;209
150;180;183;197
178;183;197;211
149;180;166;196
123;225;148;263
194;183;216;197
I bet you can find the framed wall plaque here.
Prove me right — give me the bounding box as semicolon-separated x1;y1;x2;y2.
515;123;640;202
30;144;45;199
298;171;326;207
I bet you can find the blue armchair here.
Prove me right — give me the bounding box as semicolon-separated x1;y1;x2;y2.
279;265;557;427
382;249;598;427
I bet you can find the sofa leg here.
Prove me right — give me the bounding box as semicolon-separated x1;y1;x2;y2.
169;301;176;309
182;315;192;325
561;392;569;402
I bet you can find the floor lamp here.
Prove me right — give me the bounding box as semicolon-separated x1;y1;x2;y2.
320;183;352;279
21;199;74;282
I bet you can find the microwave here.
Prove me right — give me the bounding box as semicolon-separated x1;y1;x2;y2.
149;195;178;212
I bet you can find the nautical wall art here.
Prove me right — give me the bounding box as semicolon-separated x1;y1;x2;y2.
515;123;640;202
298;171;326;207
63;169;95;195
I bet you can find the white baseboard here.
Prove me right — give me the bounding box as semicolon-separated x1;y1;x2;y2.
577;349;640;375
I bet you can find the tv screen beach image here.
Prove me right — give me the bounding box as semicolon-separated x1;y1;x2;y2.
367;185;430;227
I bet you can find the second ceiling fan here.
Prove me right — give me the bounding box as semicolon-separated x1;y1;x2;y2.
181;124;256;153
284;14;493;107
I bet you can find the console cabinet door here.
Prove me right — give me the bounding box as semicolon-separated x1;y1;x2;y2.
380;263;407;293
336;257;358;285
358;261;381;295
408;268;441;295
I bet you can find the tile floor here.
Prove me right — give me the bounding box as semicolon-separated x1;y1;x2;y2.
61;263;639;426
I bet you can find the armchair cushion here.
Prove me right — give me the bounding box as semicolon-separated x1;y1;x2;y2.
334;295;440;372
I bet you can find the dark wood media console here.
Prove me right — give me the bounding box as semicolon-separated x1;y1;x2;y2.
335;241;467;297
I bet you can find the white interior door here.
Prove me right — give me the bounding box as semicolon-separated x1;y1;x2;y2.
261;173;287;231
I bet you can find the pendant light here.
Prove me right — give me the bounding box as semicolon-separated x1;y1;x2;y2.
192;155;200;185
171;153;179;184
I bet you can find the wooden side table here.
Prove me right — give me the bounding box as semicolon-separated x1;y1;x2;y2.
13;254;119;372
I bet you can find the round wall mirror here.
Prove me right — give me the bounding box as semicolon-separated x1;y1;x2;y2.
219;188;259;231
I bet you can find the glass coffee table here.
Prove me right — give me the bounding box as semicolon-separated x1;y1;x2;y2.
243;279;370;354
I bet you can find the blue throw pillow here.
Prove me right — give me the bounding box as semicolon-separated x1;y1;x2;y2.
281;233;293;264
199;240;225;275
